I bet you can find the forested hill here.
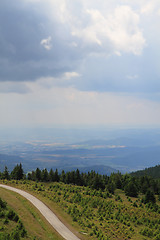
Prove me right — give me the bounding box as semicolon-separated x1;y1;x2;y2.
2;164;160;239
131;165;160;178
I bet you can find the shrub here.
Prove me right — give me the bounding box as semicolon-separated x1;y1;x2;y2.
11;230;20;240
140;227;153;237
0;198;7;209
125;181;138;197
154;234;160;240
144;190;156;204
133;202;138;207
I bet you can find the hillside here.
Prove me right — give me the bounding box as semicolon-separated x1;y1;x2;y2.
131;165;160;178
1;179;160;240
0;186;63;240
1;163;160;239
0;197;27;239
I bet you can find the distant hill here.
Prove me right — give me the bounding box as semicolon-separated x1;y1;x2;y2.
78;165;118;175
131;164;160;178
112;145;160;171
57;165;118;175
78;136;158;147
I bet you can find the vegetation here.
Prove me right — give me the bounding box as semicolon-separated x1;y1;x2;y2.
0;197;27;239
131;164;160;178
0;187;64;240
2;164;160;197
1;164;160;239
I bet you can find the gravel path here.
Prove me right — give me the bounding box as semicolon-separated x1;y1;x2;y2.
0;184;80;240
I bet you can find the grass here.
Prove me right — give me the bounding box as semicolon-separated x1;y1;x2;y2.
1;180;160;239
0;196;28;239
0;187;63;240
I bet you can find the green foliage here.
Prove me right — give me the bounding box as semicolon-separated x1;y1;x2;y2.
0;198;27;239
140;227;153;237
131;165;160;179
10;164;24;180
0;198;7;209
3;163;160;239
3;166;10;180
143;189;156;204
41;168;49;182
2;163;160;199
35;168;41;181
10;179;160;240
125;181;138;197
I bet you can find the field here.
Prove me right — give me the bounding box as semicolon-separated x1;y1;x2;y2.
1;180;160;240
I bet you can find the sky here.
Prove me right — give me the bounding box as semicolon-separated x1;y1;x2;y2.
0;0;160;128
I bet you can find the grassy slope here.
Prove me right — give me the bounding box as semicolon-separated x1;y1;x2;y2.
0;187;63;240
1;180;160;240
0;196;28;239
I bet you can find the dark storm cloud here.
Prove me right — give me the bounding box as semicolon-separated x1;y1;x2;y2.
0;0;79;82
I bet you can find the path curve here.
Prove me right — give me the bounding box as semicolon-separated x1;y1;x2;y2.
0;184;80;240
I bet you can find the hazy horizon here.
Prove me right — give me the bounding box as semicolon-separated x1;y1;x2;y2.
1;125;160;143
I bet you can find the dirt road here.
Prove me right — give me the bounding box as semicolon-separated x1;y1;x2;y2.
0;184;80;240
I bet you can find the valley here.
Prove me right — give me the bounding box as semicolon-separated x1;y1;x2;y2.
0;128;160;174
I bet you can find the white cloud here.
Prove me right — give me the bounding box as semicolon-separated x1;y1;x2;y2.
107;6;146;55
141;2;155;15
43;1;146;55
140;0;160;15
40;36;52;50
63;71;80;80
26;71;81;90
71;5;146;55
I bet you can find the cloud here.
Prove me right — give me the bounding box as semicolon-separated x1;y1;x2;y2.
72;6;146;55
126;75;139;80
141;2;155;15
0;82;30;94
63;72;80;79
0;0;160;99
0;0;81;82
140;0;160;15
1;86;160;127
0;0;146;81
35;71;81;89
107;6;146;55
40;36;52;50
1;0;160;129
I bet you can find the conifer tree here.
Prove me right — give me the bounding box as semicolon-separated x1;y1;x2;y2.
11;163;24;180
3;166;10;180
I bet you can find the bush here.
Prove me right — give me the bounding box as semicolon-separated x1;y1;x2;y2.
7;210;16;220
140;227;153;237
0;198;7;209
11;230;20;240
125;181;138;197
154;233;160;240
143;189;156;204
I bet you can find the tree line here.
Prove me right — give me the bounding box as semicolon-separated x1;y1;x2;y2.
1;164;160;203
131;164;160;178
